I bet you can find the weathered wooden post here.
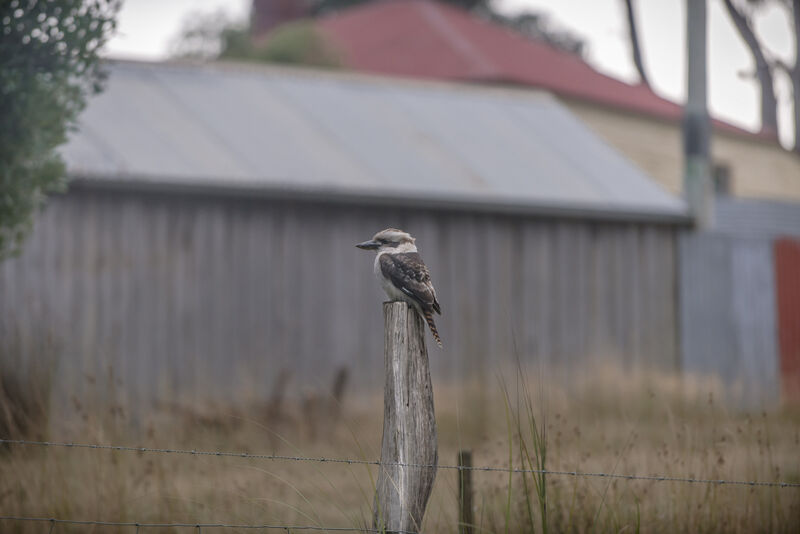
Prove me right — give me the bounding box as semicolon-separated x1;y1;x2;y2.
457;450;474;534
373;301;438;533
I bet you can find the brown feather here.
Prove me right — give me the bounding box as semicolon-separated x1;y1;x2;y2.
379;252;442;346
423;310;443;348
379;253;440;313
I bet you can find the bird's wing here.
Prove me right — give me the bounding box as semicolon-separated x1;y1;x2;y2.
379;252;441;314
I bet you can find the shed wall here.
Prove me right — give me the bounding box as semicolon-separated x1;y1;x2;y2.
0;189;679;408
679;233;780;407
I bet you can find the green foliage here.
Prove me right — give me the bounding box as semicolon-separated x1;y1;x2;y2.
0;0;119;259
312;0;369;12
173;13;340;68
169;9;250;60
241;21;341;68
218;25;253;60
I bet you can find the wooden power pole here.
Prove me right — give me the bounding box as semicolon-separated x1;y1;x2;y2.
684;0;713;229
373;301;438;534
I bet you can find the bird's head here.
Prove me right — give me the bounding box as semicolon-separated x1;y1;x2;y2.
356;228;416;252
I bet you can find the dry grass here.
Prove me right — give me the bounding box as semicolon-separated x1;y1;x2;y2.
0;363;798;533
0;335;53;444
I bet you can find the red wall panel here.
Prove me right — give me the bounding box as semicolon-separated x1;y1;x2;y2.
775;238;800;403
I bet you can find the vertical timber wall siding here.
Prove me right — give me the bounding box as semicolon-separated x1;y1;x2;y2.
679;233;780;406
0;189;679;407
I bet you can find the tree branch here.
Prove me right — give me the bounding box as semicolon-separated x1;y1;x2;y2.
791;0;800;152
722;0;779;134
622;0;650;87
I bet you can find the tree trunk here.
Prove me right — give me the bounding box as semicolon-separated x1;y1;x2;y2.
792;0;800;153
623;0;650;87
723;0;779;136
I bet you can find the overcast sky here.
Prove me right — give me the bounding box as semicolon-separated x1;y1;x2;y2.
104;0;797;147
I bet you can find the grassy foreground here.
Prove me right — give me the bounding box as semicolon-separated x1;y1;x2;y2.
0;365;798;533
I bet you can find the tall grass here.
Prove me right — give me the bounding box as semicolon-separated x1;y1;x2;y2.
0;336;53;443
499;372;548;534
0;363;798;533
474;365;800;534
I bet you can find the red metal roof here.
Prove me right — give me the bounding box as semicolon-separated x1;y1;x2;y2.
318;0;768;139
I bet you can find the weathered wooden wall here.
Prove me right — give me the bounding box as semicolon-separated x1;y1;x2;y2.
0;188;679;408
679;233;780;407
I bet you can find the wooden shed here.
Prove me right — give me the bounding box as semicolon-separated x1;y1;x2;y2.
680;197;800;406
0;60;688;408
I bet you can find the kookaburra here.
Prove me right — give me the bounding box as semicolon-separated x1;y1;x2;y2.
357;228;442;347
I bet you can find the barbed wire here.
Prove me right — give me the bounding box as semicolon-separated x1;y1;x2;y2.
3;438;798;488
0;516;412;532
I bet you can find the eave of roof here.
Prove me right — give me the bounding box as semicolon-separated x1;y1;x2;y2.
67;172;691;225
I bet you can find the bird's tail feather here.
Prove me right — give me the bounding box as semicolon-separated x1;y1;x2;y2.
423;310;443;348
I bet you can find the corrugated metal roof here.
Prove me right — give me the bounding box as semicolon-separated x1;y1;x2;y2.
62;60;687;221
318;0;769;141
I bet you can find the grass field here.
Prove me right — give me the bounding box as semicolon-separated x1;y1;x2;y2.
1;364;799;533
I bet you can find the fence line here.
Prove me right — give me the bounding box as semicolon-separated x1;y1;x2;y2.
3;438;798;489
0;516;412;532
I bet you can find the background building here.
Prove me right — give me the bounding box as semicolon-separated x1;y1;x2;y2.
0;60;686;410
680;197;800;406
306;0;800;201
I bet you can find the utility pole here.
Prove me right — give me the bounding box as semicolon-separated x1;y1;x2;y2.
684;0;714;229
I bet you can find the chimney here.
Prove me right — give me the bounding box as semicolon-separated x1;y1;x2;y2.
251;0;312;39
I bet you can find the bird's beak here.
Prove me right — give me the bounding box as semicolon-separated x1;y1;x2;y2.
356;240;380;250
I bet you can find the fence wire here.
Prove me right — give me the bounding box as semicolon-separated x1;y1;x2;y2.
0;516;413;532
2;438;798;488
